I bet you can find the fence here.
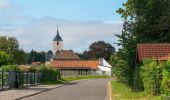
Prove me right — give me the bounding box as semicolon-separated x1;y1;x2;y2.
60;69;99;77
0;71;42;91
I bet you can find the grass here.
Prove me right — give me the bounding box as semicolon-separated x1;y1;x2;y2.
63;75;111;81
42;75;110;85
111;80;161;100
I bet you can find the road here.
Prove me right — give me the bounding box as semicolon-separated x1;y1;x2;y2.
22;78;110;100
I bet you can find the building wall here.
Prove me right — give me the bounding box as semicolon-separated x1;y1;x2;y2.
53;41;63;53
97;65;112;76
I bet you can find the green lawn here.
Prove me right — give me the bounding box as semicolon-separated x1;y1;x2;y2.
42;75;110;85
111;80;161;100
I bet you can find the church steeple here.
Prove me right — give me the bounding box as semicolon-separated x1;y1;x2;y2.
53;26;63;53
53;29;63;41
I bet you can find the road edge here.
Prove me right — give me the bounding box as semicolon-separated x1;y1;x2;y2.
15;84;67;100
107;80;112;100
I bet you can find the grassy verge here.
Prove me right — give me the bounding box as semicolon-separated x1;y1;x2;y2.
42;79;68;85
111;80;161;100
42;75;110;85
63;75;111;81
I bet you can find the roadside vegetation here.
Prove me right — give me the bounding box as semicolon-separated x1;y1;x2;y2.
109;0;170;99
111;80;161;100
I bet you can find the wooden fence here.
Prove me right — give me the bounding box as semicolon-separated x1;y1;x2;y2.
60;69;99;77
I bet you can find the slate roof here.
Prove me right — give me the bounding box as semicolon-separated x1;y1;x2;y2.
137;43;170;62
53;30;63;41
50;60;99;69
53;50;80;60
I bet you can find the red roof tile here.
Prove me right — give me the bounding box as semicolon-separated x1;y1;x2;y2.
53;50;80;60
50;60;99;69
137;43;170;62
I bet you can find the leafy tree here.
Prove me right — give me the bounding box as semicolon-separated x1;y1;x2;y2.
0;51;13;67
27;50;46;64
76;51;90;60
14;49;28;65
0;36;27;65
87;41;115;60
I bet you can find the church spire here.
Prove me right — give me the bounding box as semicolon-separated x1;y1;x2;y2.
53;25;63;41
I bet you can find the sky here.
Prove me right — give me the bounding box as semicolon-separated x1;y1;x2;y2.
0;0;126;52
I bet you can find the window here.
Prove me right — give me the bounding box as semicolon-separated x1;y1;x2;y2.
57;41;59;45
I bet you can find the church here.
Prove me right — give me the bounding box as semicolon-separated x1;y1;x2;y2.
48;29;112;77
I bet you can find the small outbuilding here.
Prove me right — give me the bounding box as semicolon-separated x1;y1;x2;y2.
136;43;170;63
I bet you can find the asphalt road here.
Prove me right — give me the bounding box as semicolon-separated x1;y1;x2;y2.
22;78;110;100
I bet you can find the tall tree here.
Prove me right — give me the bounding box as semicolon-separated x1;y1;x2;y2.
27;50;46;64
87;41;115;60
113;0;170;87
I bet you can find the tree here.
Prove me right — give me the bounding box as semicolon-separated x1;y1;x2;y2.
0;51;13;67
112;0;170;88
86;41;115;60
14;49;28;65
27;50;46;64
0;36;27;65
76;51;90;60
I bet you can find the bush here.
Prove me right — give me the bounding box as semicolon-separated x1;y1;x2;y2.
140;59;162;95
113;59;131;85
132;65;144;91
40;65;60;82
161;60;170;96
0;65;20;71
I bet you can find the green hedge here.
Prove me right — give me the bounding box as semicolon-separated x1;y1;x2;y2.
140;59;170;96
0;65;20;71
40;65;60;82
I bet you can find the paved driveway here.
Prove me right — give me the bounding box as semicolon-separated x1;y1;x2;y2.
22;78;109;100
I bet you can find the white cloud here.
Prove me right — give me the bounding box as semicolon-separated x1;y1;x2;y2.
0;17;123;52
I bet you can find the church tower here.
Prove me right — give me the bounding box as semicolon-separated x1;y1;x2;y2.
53;29;63;54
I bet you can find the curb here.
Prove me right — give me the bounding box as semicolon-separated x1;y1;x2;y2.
107;80;112;100
15;84;67;100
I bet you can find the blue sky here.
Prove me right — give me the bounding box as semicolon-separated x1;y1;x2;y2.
0;0;125;52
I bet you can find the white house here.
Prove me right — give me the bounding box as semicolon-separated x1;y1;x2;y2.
97;58;112;76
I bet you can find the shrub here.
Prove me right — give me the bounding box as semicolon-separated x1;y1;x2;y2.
140;59;162;95
161;60;170;96
0;65;20;71
113;60;131;85
40;65;60;82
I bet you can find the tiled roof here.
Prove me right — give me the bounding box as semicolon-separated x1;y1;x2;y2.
53;50;80;60
50;60;99;69
137;43;170;62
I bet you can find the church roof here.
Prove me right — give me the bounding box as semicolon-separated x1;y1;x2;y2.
53;50;80;60
53;29;63;41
